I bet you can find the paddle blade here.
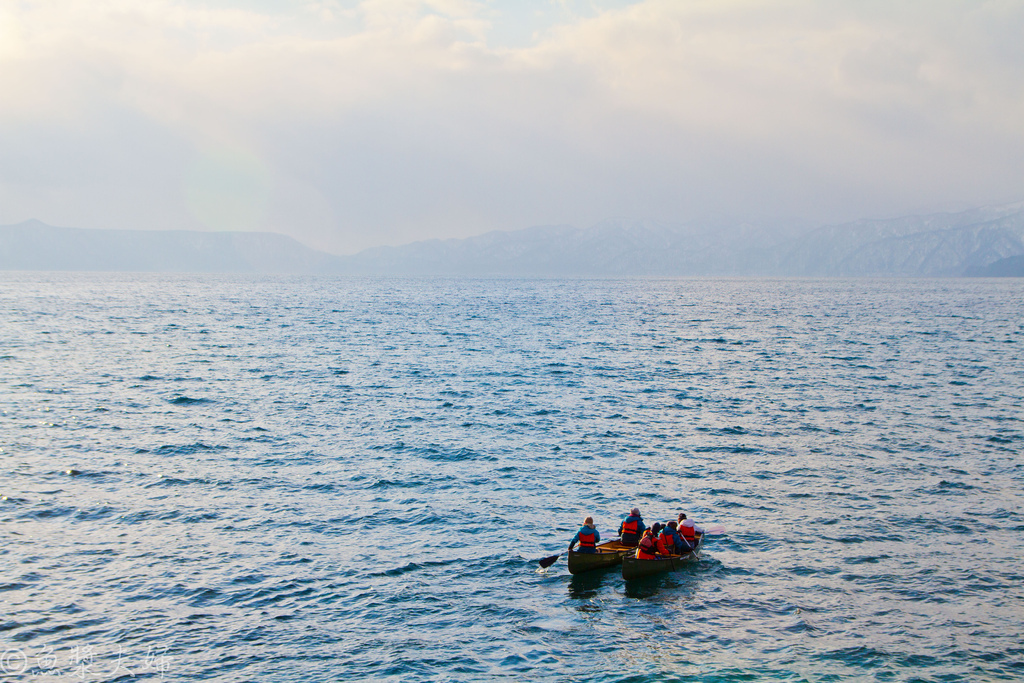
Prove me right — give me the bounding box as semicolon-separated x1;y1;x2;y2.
538;553;561;568
704;525;726;535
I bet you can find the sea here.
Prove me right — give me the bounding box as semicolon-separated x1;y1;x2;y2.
1;273;1022;682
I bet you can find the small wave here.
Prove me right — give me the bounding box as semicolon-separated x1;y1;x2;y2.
169;396;213;405
369;441;406;452
182;512;220;523
153;442;225;456
63;469;110;480
119;509;182;523
417;447;494;462
301;483;337;492
73;506;118;521
694;445;760;454
833;536;867;544
143;475;212;488
233;580;317;609
183;586;225;607
369;479;426;490
231;574;265;585
0;582;29;593
790;565;840;577
369;558;470;578
937;480;975;490
27;505;78;520
440;390;472;398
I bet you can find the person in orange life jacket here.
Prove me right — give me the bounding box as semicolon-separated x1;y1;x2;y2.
655;524;676;556
635;524;662;560
618;507;646;547
660;521;684;555
677;513;704;550
569;516;600;554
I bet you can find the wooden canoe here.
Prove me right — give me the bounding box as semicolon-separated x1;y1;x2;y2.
567;540;635;574
620;537;703;580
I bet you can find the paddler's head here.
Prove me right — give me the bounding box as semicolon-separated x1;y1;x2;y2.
584;516;594;528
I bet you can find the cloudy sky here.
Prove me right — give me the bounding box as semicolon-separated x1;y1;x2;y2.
1;0;1022;254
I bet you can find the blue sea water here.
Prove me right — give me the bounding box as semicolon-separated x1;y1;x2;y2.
1;273;1022;682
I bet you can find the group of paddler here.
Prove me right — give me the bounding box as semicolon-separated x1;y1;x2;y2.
568;507;704;559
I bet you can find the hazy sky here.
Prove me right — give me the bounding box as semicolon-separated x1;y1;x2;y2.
1;0;1022;254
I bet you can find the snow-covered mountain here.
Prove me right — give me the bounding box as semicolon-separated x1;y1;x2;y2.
339;204;1024;277
771;204;1024;276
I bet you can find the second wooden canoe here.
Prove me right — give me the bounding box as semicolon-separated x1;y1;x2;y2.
620;537;703;580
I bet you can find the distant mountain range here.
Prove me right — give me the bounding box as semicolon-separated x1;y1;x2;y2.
0;220;343;273
3;204;1024;276
337;203;1024;277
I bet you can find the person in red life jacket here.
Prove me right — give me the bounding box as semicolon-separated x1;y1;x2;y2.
568;516;600;554
677;513;704;550
635;524;662;560
657;522;681;556
662;520;686;554
618;507;646;547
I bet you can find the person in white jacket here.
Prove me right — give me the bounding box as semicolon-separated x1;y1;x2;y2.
676;513;704;550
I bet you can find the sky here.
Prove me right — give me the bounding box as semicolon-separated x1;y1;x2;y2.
1;0;1023;255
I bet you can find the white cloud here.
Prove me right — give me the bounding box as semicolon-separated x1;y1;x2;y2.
0;0;1022;252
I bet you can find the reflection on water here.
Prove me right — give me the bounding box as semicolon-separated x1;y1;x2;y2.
623;560;708;600
567;566;615;601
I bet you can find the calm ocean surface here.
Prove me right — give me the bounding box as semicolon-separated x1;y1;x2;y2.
1;274;1022;682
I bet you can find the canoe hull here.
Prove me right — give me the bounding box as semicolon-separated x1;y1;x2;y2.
621;538;703;580
567;540;634;575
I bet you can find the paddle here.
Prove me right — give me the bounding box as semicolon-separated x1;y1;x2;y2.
537;552;562;569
